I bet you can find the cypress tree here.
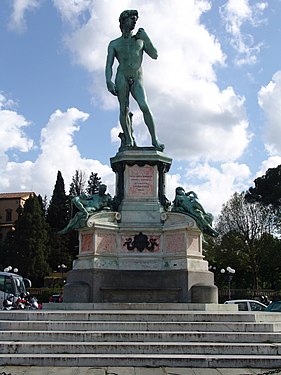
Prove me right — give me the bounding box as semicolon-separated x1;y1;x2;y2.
46;171;75;271
13;194;50;286
38;194;48;217
69;170;87;197
87;172;102;195
47;171;69;230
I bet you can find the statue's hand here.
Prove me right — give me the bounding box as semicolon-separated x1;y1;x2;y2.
135;28;149;42
106;81;118;96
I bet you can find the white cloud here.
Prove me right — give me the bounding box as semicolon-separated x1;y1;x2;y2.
0;93;16;109
39;108;88;160
54;0;251;165
255;156;281;180
156;84;251;162
258;71;281;156
9;0;40;32
2;0;273;218
220;0;267;65
53;0;93;24
0;107;114;198
166;161;251;217
0;94;33;154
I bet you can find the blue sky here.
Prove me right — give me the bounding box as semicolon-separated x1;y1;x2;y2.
1;0;281;217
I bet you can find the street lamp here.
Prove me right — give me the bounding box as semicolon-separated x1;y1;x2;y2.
57;264;67;279
4;266;18;273
221;266;235;300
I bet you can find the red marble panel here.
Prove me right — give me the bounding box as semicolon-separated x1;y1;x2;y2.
96;233;116;253
81;233;93;253
163;233;186;253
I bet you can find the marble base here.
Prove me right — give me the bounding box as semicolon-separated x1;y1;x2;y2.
63;149;218;304
64;268;216;303
63;210;217;303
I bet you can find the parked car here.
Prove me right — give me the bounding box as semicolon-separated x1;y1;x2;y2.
224;299;267;311
265;301;281;312
49;293;63;303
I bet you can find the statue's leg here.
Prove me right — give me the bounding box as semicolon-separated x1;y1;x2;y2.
58;215;78;234
131;81;164;151
116;76;134;147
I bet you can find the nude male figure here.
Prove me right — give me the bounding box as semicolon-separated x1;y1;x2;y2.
105;9;164;151
58;184;112;234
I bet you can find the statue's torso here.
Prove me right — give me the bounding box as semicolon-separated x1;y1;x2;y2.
113;36;144;78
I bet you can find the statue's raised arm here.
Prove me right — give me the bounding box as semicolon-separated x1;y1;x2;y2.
105;10;164;151
135;28;158;59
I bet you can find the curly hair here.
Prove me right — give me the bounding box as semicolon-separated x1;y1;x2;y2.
119;10;138;31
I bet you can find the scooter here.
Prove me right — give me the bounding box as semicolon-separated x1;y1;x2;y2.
3;292;40;310
2;294;22;310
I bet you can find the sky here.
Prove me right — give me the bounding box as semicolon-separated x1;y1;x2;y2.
1;0;281;218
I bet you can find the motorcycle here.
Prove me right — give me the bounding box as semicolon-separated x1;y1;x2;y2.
2;294;22;310
2;292;40;310
23;292;40;309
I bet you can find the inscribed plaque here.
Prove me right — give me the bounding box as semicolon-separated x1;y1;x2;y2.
128;164;155;198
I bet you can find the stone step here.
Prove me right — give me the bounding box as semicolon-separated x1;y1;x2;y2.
1;309;281;368
0;353;280;368
1;320;281;332
0;310;279;323
42;302;239;311
1;341;281;355
1;330;281;343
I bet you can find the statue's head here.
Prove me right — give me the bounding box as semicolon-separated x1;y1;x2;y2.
176;187;185;195
119;10;138;31
99;184;107;194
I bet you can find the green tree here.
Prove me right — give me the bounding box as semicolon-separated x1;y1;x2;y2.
67;170;88;263
204;234;248;290
257;233;281;289
214;192;277;289
87;172;101;195
0;227;17;270
12;194;50;286
69;170;87;197
46;171;76;271
0;233;11;270
245;164;281;212
38;194;48;217
47;171;69;231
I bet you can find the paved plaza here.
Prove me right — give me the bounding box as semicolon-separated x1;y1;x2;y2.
0;366;277;375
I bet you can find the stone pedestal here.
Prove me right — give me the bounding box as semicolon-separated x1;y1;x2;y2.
110;148;172;221
64;149;218;304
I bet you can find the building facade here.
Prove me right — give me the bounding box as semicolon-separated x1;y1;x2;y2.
0;192;34;241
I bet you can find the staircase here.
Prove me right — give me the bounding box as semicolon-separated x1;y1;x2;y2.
1;305;281;368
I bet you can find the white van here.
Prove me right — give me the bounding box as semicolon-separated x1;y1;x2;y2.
0;271;31;309
224;299;267;311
